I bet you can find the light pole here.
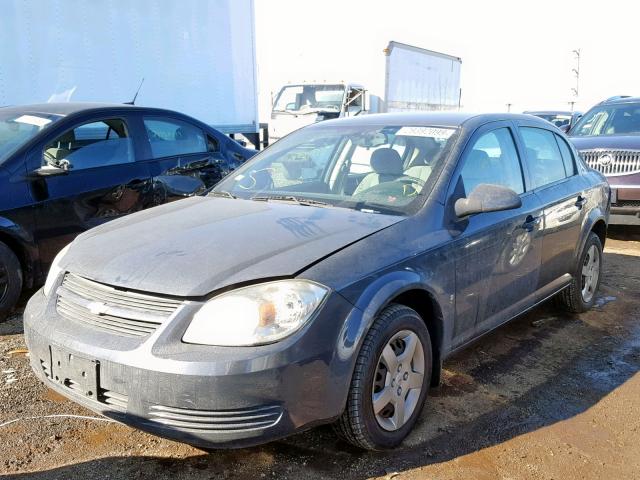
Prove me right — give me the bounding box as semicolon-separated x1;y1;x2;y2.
570;49;581;111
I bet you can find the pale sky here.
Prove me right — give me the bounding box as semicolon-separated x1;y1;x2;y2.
254;0;640;120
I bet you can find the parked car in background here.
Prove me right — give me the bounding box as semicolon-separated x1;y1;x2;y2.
524;110;582;131
569;96;640;225
24;112;608;450
0;103;256;318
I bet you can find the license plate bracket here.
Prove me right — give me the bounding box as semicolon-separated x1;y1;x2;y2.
50;346;99;400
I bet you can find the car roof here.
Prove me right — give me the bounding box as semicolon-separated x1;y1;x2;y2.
0;102;139;117
601;96;640;105
524;110;574;116
316;111;552;129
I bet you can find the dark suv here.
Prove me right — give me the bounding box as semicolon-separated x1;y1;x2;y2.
0;103;256;318
569;96;640;225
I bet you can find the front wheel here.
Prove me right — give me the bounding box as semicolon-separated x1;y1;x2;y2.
0;241;23;321
557;232;603;313
334;304;432;450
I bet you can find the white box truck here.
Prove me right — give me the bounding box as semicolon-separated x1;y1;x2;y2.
269;41;462;141
0;0;263;146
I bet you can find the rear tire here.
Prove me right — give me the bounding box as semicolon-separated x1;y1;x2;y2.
334;304;432;450
0;241;22;321
557;232;603;313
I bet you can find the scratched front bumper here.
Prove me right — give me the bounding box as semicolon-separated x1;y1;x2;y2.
23;288;355;448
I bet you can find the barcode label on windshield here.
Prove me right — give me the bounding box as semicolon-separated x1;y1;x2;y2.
397;126;454;139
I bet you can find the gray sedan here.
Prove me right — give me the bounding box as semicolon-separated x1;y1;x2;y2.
24;112;609;450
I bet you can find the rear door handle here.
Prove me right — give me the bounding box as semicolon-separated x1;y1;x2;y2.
575;195;587;209
522;215;541;232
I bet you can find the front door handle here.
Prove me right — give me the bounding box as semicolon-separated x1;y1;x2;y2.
575;195;587;209
522;215;541;232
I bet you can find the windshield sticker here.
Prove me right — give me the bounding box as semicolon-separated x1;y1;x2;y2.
397;126;454;139
13;115;52;128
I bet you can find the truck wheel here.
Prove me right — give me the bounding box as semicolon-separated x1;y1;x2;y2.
557;232;603;313
335;304;432;450
0;242;22;322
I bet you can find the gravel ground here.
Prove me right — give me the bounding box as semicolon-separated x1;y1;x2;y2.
1;226;639;480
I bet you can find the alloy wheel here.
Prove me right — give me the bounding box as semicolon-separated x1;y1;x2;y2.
581;244;600;303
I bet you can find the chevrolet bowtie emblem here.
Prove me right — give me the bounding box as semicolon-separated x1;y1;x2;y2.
88;301;108;316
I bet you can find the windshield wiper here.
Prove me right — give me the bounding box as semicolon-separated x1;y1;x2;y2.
208;190;237;199
250;195;330;208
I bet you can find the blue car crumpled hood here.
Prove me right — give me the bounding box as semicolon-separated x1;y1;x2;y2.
61;196;403;297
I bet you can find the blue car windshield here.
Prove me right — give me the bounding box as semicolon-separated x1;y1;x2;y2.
0;111;62;164
214;124;458;215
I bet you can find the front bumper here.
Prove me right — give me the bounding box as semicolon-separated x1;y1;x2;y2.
609;186;640;225
24;288;358;448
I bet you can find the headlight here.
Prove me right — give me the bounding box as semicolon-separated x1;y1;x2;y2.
43;244;71;297
182;280;329;346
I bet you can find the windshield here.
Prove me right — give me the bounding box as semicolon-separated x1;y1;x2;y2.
213;124;458;215
571;103;640;136
0;111;61;164
273;84;345;113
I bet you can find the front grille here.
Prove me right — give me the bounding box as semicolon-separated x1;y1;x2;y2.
147;405;283;432
580;149;640;176
56;273;183;337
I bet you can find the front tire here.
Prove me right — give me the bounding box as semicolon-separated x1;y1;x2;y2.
0;241;22;321
557;232;603;313
335;304;432;450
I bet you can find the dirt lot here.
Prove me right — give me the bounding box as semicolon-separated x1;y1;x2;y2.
1;227;639;480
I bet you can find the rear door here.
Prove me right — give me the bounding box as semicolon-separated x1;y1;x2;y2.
139;115;234;202
516;124;588;294
448;123;544;347
28;113;152;269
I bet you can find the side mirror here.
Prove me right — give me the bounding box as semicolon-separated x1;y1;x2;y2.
32;162;70;177
455;184;522;218
559;124;570;133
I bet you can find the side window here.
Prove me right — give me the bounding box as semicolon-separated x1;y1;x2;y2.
460;128;524;196
555;134;576;176
143;118;207;158
43;119;134;171
520;127;567;188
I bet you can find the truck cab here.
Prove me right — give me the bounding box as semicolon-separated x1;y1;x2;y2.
269;82;367;141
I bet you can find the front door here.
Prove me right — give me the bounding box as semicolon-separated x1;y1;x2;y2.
140;116;230;202
29;116;152;269
449;124;544;347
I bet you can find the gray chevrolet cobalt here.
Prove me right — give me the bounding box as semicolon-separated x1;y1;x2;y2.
24;113;609;450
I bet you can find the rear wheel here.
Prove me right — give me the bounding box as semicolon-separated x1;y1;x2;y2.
0;241;22;321
557;232;603;313
335;304;432;450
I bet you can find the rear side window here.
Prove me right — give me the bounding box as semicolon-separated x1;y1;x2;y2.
460;128;525;195
555;134;576;176
144;118;207;158
43;118;134;171
520;127;567;188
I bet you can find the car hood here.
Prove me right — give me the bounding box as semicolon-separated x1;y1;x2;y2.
569;135;640;150
61;196;403;297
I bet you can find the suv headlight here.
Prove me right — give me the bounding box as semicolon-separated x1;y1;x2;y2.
43;244;71;297
182;280;329;346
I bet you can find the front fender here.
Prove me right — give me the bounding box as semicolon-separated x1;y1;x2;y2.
330;268;453;401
